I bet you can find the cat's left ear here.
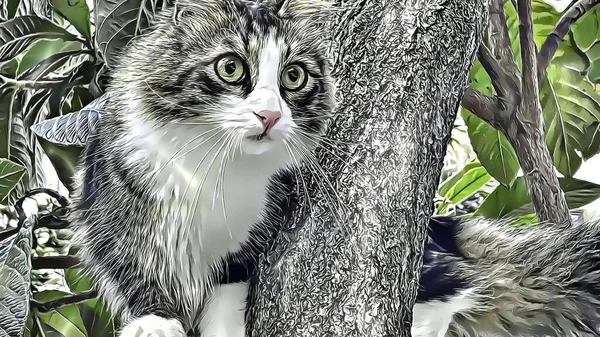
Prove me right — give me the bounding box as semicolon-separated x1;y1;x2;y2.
275;0;335;23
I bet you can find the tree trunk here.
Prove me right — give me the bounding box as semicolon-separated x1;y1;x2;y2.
250;0;488;336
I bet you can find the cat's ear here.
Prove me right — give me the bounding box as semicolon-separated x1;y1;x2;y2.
275;0;335;22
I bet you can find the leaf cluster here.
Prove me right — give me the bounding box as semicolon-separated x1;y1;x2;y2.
437;0;600;224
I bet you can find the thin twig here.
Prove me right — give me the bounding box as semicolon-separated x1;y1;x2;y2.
32;290;98;313
537;0;600;81
488;0;520;84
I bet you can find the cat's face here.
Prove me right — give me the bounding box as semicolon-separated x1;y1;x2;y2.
121;0;335;157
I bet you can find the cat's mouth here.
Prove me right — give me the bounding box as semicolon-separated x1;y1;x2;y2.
246;132;272;142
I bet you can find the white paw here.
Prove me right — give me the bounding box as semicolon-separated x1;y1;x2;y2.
119;315;186;337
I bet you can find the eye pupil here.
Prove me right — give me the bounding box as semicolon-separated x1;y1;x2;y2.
224;61;237;75
287;68;299;82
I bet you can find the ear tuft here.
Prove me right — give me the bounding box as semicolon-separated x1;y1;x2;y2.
275;0;335;21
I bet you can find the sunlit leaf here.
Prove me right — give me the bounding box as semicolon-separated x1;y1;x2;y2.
16;38;65;76
34;290;88;337
0;158;25;203
0;214;34;337
436;160;491;214
476;177;600;218
32;93;105;147
52;0;92;40
0;15;79;62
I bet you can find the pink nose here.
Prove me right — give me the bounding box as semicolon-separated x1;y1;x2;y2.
254;110;281;134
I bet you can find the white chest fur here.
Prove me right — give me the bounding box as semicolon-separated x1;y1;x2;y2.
122;118;290;320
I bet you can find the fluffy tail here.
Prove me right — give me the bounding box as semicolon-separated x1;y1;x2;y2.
414;216;600;337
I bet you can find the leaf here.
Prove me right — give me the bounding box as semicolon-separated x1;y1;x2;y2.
0;158;25;203
16;38;65;76
37;138;82;191
64;270;116;337
436;160;491;214
475;177;600;218
31;94;105;147
52;0;92;41
461;109;520;186
572;7;600;53
0;15;79;62
0;215;34;337
0;57;20;77
9;93;33;196
65;269;93;294
47;60;96;118
542;54;600;175
94;0;171;68
18;47;88;82
33;290;88;337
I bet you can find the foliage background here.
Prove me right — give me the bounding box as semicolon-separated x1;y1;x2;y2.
1;0;600;336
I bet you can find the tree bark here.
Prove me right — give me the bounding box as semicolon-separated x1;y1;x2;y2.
249;0;488;336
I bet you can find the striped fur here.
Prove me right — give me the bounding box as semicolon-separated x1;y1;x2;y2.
68;1;335;336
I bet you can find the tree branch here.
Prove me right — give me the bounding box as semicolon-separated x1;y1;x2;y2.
31;290;98;312
537;0;600;82
488;0;521;86
509;0;572;227
32;256;80;269
461;87;498;126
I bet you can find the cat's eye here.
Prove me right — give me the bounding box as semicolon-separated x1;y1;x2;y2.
280;64;307;91
215;55;245;84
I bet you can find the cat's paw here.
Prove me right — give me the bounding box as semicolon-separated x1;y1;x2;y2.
119;315;186;337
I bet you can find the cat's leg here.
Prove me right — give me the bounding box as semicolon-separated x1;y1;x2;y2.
94;273;186;337
119;315;187;337
411;292;477;337
200;282;248;337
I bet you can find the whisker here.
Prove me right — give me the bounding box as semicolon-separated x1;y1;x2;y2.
287;137;349;234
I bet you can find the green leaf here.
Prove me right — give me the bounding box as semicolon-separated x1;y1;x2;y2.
64;269;116;337
461;109;520;186
52;0;92;40
0;212;34;337
0;158;25;203
18;46;88;81
436;160;491;214
0;57;20;77
38;138;82;191
34;290;88;337
16;38;65;76
475;177;600;218
0;15;79;62
47;60;96;118
541;61;600;175
65;269;94;294
572;7;600;52
9;94;33;196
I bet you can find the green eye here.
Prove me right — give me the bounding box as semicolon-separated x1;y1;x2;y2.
215;55;245;84
281;64;307;91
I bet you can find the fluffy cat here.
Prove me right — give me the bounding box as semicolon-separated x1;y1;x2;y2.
68;1;335;336
414;216;600;337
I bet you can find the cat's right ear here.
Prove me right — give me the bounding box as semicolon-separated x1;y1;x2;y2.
171;0;230;25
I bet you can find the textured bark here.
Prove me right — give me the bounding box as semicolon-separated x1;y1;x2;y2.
249;0;488;336
462;0;573;228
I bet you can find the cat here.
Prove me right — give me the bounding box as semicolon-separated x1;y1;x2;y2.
413;215;600;337
67;0;335;336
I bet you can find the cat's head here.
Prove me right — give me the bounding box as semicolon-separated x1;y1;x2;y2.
112;0;336;159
